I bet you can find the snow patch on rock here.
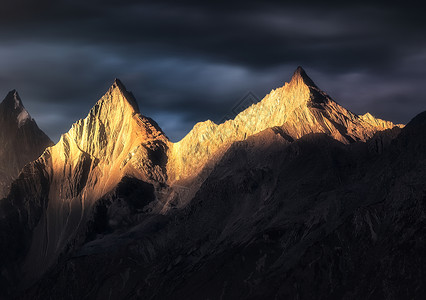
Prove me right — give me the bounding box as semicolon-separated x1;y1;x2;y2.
17;108;32;127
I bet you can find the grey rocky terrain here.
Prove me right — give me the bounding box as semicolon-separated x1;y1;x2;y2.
2;69;424;299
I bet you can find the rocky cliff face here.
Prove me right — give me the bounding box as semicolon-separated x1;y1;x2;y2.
0;90;53;198
0;68;408;299
25;112;420;300
167;67;400;184
163;67;401;210
0;80;169;293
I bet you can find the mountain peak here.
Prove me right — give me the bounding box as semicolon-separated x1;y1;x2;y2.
113;78;125;89
168;67;400;182
1;89;24;110
0;90;33;127
0;90;52;198
294;65;306;74
290;66;318;88
102;78;140;113
66;79;167;166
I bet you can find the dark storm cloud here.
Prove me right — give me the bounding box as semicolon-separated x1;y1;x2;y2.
0;1;425;141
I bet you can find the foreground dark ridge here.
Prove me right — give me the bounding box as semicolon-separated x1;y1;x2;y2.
23;112;426;299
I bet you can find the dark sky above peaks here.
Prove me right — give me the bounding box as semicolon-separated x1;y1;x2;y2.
1;1;425;142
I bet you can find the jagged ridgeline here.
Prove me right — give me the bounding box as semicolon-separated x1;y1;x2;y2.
167;67;399;182
0;68;404;299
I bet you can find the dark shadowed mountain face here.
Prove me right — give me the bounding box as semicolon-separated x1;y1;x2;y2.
0;91;53;198
0;69;422;299
20;113;426;299
22;114;426;300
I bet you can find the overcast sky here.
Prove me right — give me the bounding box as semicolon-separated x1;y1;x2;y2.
1;1;425;142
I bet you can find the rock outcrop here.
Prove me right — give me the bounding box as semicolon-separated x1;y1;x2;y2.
0;90;53;198
167;67;401;184
162;67;402;210
0;68;406;299
0;80;169;292
26;108;425;300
